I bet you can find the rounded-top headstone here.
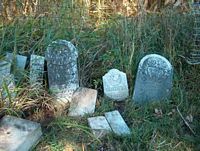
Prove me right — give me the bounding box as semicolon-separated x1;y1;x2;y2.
133;54;173;104
103;69;129;101
45;40;79;103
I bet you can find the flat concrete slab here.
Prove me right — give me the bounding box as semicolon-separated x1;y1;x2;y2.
0;115;42;151
88;116;112;138
105;110;131;136
68;87;97;116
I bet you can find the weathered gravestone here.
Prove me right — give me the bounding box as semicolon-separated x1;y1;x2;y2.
88;116;112;138
6;52;27;82
133;54;173;104
45;40;79;103
0;115;42;151
29;55;44;87
68;87;97;116
105;110;131;136
0;61;16;100
103;69;129;101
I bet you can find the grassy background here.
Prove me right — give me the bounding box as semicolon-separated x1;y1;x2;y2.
0;1;200;150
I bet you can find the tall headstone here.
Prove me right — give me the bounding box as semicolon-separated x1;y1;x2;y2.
45;40;79;103
0;115;42;151
103;69;129;101
29;54;44;87
6;52;27;82
133;54;173;104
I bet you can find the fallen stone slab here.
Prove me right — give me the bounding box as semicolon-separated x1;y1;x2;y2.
68;87;97;116
0;115;42;151
105;110;131;136
88;116;112;138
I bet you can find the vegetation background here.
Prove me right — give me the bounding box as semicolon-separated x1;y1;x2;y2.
0;0;200;150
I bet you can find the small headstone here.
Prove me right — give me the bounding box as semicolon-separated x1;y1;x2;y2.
45;40;79;103
29;54;45;87
0;61;16;100
0;61;11;86
68;87;97;116
133;54;173;104
6;52;27;82
88;116;112;138
0;115;42;151
103;69;129;101
104;110;131;136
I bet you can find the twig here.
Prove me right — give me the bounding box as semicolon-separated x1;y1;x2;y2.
176;106;196;135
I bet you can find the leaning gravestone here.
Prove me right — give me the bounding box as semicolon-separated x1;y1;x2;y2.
0;115;42;151
103;69;129;101
133;54;173;104
29;54;45;87
45;40;79;103
6;52;27;82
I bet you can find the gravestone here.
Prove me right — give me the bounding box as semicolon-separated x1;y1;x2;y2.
0;115;42;151
6;52;27;82
88;116;112;138
68;87;97;116
104;110;131;136
0;61;16;100
103;69;129;101
45;40;79;103
0;61;11;86
133;54;173;104
29;55;45;87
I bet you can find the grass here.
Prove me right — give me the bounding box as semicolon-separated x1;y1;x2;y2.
0;1;200;150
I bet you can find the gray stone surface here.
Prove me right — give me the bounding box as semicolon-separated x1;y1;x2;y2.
29;54;44;87
104;110;131;136
68;87;97;116
0;61;11;87
6;52;27;82
133;54;173;104
88;116;112;138
103;69;129;101
0;115;42;151
0;61;16;100
45;40;79;103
